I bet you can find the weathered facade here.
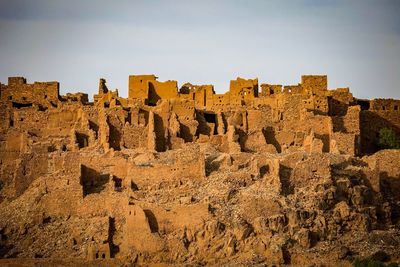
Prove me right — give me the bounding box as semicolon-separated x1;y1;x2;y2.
0;75;399;266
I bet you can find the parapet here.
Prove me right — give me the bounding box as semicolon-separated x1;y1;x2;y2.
128;74;178;106
129;75;157;99
1;77;59;103
229;77;258;98
8;77;27;86
283;85;303;94
369;99;400;112
260;84;282;96
301;75;327;95
62;93;89;104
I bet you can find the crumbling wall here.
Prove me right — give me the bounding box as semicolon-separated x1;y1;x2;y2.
128;75;156;99
229;77;258;99
208;94;230;110
122;124;147;149
10;107;48;135
128;75;179;106
360;99;400;154
179;83;215;109
340;105;360;133
328;88;353;116
246;109;272;131
13;143;48;197
301;75;327;95
128;144;205;189
106;110;125;151
148;80;178;106
195;85;215;108
46;109;81;136
93;79;119;106
260;84;282;96
171;99;195;121
61;93;89;104
331;105;360;155
37;150;83;215
303;95;328;115
283;85;303;94
1;77;59;104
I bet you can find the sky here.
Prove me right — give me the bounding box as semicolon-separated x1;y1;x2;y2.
0;0;399;99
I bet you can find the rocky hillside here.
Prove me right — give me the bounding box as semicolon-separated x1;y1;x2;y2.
0;144;399;266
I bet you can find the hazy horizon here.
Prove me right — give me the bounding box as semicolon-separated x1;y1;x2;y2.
1;0;399;99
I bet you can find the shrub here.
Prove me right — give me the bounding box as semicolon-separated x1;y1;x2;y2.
353;258;398;267
378;127;399;149
353;258;399;267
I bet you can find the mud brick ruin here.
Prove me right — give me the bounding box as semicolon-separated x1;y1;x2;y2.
0;74;399;266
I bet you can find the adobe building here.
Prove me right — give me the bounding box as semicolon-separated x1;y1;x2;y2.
1;74;399;156
0;74;399;265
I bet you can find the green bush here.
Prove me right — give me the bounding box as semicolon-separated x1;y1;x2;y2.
353;258;398;267
378;127;400;149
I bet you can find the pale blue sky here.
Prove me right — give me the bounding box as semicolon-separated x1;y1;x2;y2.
0;0;399;99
